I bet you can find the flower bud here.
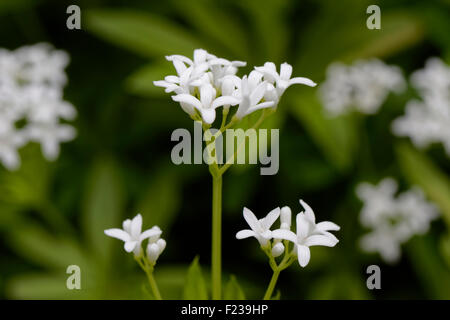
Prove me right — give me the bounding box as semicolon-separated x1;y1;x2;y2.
147;243;160;264
156;238;166;253
280;206;292;229
272;242;285;257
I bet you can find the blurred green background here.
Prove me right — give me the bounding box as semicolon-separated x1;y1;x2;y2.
0;0;450;299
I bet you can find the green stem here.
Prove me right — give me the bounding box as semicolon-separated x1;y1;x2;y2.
211;173;223;299
263;268;280;300
135;256;163;300
145;268;162;300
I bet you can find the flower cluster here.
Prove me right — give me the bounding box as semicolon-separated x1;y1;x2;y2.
392;58;450;156
356;178;439;263
104;214;166;265
0;43;76;170
236;199;340;267
319;59;406;116
154;49;316;124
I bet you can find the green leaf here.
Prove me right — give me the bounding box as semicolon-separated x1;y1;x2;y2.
84;9;203;58
125;62;173;97
289;89;359;171
135;166;181;233
6;223;88;270
183;256;208;300
82;157;125;265
395;143;450;227
224;275;246;300
171;0;249;58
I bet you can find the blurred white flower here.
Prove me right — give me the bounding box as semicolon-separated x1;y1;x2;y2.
236;207;281;247
357;178;439;263
104;213;163;256
0;43;76;170
154;48;315;124
272;200;340;267
319;59;406;116
392;58;450;156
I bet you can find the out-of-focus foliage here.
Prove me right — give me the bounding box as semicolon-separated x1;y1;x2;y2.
0;0;449;300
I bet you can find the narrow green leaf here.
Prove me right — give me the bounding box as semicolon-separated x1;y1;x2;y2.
224;275;246;300
82;157;125;265
183;256;208;300
395;143;450;227
84;9;203;58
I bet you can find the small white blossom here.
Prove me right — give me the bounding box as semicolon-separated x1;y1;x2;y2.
104;214;162;256
236;207;281;247
319;59;406;116
392;58;450;156
255;62;316;104
357;178;439;263
272;200;340;267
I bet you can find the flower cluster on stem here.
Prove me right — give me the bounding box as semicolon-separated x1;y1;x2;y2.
236;199;340;300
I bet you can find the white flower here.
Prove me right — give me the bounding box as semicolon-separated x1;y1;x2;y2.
392;58;450;156
236;207;281;247
104;214;162;256
320;59;406;116
234;72;274;119
357;178;439;263
272;200;340;267
0;43;76;170
255;62;316;104
172;82;239;124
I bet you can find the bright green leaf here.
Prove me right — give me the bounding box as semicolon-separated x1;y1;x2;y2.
183;256;208;300
224;275;246;300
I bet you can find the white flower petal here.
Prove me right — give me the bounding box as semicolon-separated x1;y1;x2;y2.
139;227;162;241
261;207;281;230
271;229;297;243
124;241;138;253
305;234;338;247
299;199;316;224
243;207;260;232
289;77;316;87
131;214;142;239
104;228;131;242
172;94;203;111
211;96;239;110
236;229;256;239
297;245;311;267
316;221;340;232
296;214;310;239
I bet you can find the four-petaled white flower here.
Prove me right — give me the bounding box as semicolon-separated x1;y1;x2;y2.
236;207;281;247
104;214;162;256
255;62;316;104
272;200;340;267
